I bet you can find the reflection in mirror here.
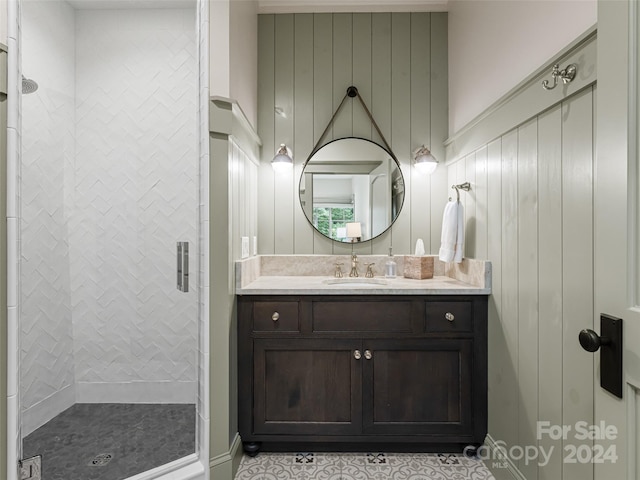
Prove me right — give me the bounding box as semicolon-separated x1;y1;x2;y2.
299;138;405;242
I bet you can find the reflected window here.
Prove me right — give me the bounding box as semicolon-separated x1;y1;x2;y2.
313;206;354;240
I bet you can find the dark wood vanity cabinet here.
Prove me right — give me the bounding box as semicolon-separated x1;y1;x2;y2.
237;295;488;454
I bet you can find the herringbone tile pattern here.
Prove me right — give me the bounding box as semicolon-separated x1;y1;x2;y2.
20;0;77;420
20;6;199;429
71;9;198;390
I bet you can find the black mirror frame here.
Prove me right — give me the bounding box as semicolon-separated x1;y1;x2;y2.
298;136;405;243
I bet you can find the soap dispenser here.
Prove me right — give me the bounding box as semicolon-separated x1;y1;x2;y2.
385;246;397;279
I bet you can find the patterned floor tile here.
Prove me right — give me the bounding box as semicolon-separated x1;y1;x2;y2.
234;452;496;480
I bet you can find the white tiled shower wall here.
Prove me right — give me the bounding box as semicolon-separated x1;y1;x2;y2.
20;2;198;435
20;0;76;436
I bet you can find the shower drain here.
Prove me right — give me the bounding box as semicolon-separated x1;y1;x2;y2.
89;453;113;467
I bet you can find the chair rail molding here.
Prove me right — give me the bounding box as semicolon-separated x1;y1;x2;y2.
445;26;597;164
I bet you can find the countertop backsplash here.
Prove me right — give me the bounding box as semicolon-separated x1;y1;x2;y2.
236;255;491;291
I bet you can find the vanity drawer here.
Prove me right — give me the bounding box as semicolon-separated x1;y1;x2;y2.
253;301;300;332
312;301;413;333
425;302;473;332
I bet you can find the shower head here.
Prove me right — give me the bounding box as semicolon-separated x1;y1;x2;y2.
22;76;38;94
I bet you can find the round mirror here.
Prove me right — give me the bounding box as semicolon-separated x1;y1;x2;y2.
299;138;405;242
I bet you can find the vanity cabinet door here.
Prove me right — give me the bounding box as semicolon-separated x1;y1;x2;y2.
252;339;362;436
361;339;474;437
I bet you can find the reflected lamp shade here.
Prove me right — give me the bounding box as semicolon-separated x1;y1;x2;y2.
346;222;362;241
414;145;438;174
271;144;293;172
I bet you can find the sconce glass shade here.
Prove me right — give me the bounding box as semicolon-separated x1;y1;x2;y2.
414;145;438;174
272;144;293;172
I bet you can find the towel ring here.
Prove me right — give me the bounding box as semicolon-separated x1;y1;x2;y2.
449;182;471;203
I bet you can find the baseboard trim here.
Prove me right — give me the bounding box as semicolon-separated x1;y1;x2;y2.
76;381;196;404
209;433;241;469
483;434;527;480
22;384;75;436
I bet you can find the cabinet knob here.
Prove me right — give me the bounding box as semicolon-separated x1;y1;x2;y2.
445;312;455;322
364;350;373;360
272;312;280;322
354;350;362;360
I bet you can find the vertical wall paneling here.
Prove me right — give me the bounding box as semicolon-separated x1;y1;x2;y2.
500;128;520;450
332;14;353;138
0;46;8;480
350;12;373;256
474;146;488;259
312;13;335;254
429;13;449;255
257;15;275;254
561;88;594;480
456;158;467;255
293;14;315;254
486;137;508;445
537;104;563;480
232;143;241;261
273;14;294;254
258;13;448;255
389;13;412;255
370;13;392;152
448;85;596;480
210;97;261;474
516;118;539;480
352;14;372;140
409;13;431;252
464;153;476;259
369;13;393;254
331;13;356;256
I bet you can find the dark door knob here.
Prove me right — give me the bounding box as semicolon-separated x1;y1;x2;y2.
578;329;611;352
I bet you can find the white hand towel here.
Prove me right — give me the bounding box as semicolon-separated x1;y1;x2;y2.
438;201;458;263
438;201;465;263
454;202;464;263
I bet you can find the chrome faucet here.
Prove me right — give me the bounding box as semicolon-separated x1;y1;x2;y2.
349;253;359;277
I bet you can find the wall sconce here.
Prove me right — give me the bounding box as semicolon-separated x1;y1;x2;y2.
346;222;362;243
414;145;438;174
271;144;293;172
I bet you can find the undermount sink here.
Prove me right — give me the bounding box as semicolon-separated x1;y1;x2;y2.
322;278;388;286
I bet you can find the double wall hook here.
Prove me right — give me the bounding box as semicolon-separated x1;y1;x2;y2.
542;63;577;90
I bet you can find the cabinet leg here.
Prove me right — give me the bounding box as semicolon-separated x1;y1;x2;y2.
462;443;483;458
243;442;261;457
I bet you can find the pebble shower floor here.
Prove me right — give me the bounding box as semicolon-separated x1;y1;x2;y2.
234;452;496;480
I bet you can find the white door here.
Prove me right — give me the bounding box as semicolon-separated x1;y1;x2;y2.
593;0;640;478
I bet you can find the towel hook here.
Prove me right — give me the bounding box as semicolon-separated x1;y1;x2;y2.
449;182;471;203
542;63;577;90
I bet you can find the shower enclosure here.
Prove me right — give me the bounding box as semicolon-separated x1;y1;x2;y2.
9;0;208;478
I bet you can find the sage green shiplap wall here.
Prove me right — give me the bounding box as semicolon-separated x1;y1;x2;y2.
447;85;596;480
257;13;448;256
1;47;7;480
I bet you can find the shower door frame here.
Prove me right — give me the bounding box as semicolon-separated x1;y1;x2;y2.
4;1;210;479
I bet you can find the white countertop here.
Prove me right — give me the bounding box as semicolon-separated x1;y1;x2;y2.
236;274;490;296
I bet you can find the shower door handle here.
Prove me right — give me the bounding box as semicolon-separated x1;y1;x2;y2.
177;241;189;292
